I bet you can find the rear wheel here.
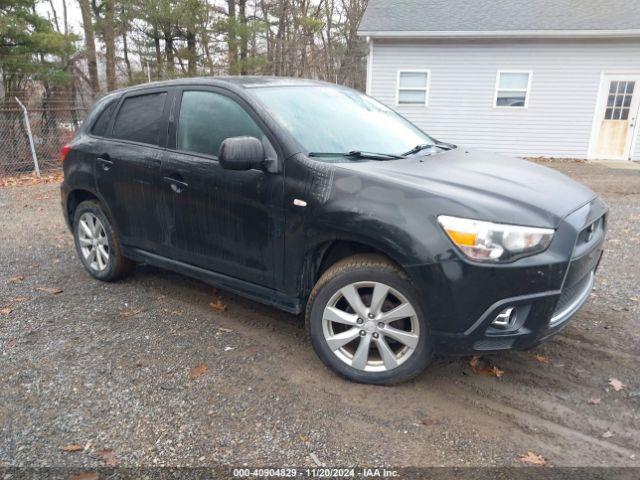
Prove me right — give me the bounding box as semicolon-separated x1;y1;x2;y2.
73;200;134;281
306;254;432;385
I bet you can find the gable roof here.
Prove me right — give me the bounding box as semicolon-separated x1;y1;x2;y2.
358;0;640;38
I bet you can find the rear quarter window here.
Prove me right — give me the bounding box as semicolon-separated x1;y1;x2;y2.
112;92;167;145
90;99;118;137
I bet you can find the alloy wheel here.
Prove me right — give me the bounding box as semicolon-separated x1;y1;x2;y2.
77;212;109;272
321;281;420;372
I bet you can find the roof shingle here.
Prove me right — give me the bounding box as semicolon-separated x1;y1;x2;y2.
358;0;640;35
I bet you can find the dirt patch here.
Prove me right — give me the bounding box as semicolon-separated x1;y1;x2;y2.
0;160;639;468
0;171;63;188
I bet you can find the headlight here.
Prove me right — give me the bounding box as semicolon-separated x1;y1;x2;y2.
438;215;554;262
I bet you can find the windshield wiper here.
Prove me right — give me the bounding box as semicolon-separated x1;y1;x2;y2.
402;142;455;156
308;150;405;160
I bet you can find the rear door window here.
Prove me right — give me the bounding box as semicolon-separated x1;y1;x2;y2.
112;92;167;145
177;90;263;157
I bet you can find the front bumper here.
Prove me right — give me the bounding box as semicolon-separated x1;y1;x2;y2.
410;198;607;356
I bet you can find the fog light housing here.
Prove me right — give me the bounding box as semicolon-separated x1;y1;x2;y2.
491;307;517;329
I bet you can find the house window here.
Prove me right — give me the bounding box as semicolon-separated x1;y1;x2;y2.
397;71;429;106
495;72;531;108
605;81;634;120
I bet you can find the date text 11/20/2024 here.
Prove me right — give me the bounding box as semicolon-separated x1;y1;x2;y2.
232;467;400;477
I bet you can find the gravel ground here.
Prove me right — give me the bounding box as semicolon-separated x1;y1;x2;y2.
0;160;639;469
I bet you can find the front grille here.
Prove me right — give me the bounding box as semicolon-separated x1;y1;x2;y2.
473;337;515;351
550;271;594;327
554;273;592;314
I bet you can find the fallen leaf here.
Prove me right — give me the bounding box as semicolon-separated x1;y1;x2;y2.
61;444;84;452
12;296;29;302
119;308;145;317
588;397;601;405
70;473;99;480
0;307;12;315
0;172;63;188
469;355;504;377
217;327;233;333
209;299;227;312
602;430;614;438
9;275;25;283
36;286;63;295
190;362;208;379
95;449;117;466
469;355;480;369
532;354;549;363
519;451;548;466
420;418;434;426
609;378;626;391
309;452;324;467
5;339;16;348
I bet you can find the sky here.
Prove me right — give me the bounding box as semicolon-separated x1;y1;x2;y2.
36;0;84;38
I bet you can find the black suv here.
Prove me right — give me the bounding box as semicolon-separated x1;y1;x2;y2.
61;77;606;384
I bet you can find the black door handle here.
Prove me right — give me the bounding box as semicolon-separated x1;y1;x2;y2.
97;157;113;171
163;176;188;193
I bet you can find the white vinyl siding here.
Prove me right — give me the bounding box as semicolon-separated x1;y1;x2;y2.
368;38;640;159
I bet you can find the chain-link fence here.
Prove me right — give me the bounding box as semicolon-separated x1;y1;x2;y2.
0;100;88;177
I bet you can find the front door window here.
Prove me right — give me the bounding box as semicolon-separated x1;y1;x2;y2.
177;90;264;157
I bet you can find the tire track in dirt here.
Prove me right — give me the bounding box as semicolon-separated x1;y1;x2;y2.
182;284;640;466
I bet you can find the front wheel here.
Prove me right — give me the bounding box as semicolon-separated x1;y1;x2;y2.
306;254;432;385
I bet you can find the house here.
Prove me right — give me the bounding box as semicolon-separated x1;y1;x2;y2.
358;0;640;161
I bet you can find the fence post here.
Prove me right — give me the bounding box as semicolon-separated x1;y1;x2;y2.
14;97;41;178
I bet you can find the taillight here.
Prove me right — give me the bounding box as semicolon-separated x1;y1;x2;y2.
61;144;71;162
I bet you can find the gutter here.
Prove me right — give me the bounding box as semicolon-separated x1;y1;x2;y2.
357;29;640;39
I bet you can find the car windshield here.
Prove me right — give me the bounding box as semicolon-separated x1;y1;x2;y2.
251;85;437;160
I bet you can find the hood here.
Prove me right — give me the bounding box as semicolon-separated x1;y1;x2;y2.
334;148;597;228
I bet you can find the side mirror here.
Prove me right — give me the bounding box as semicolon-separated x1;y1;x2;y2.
218;136;265;171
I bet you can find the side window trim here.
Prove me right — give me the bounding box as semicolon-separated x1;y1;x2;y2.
167;86;281;166
108;88;173;148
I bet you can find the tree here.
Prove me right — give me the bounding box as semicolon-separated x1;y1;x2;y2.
91;0;117;90
0;0;76;97
78;0;100;93
226;0;238;73
103;0;116;90
3;0;371;100
120;1;133;83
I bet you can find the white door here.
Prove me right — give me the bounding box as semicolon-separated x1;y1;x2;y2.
592;75;640;160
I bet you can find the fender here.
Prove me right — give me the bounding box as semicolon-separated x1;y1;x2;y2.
63;138;119;234
283;154;451;301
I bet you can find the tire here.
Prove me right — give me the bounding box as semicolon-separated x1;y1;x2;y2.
72;200;134;281
306;253;433;385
